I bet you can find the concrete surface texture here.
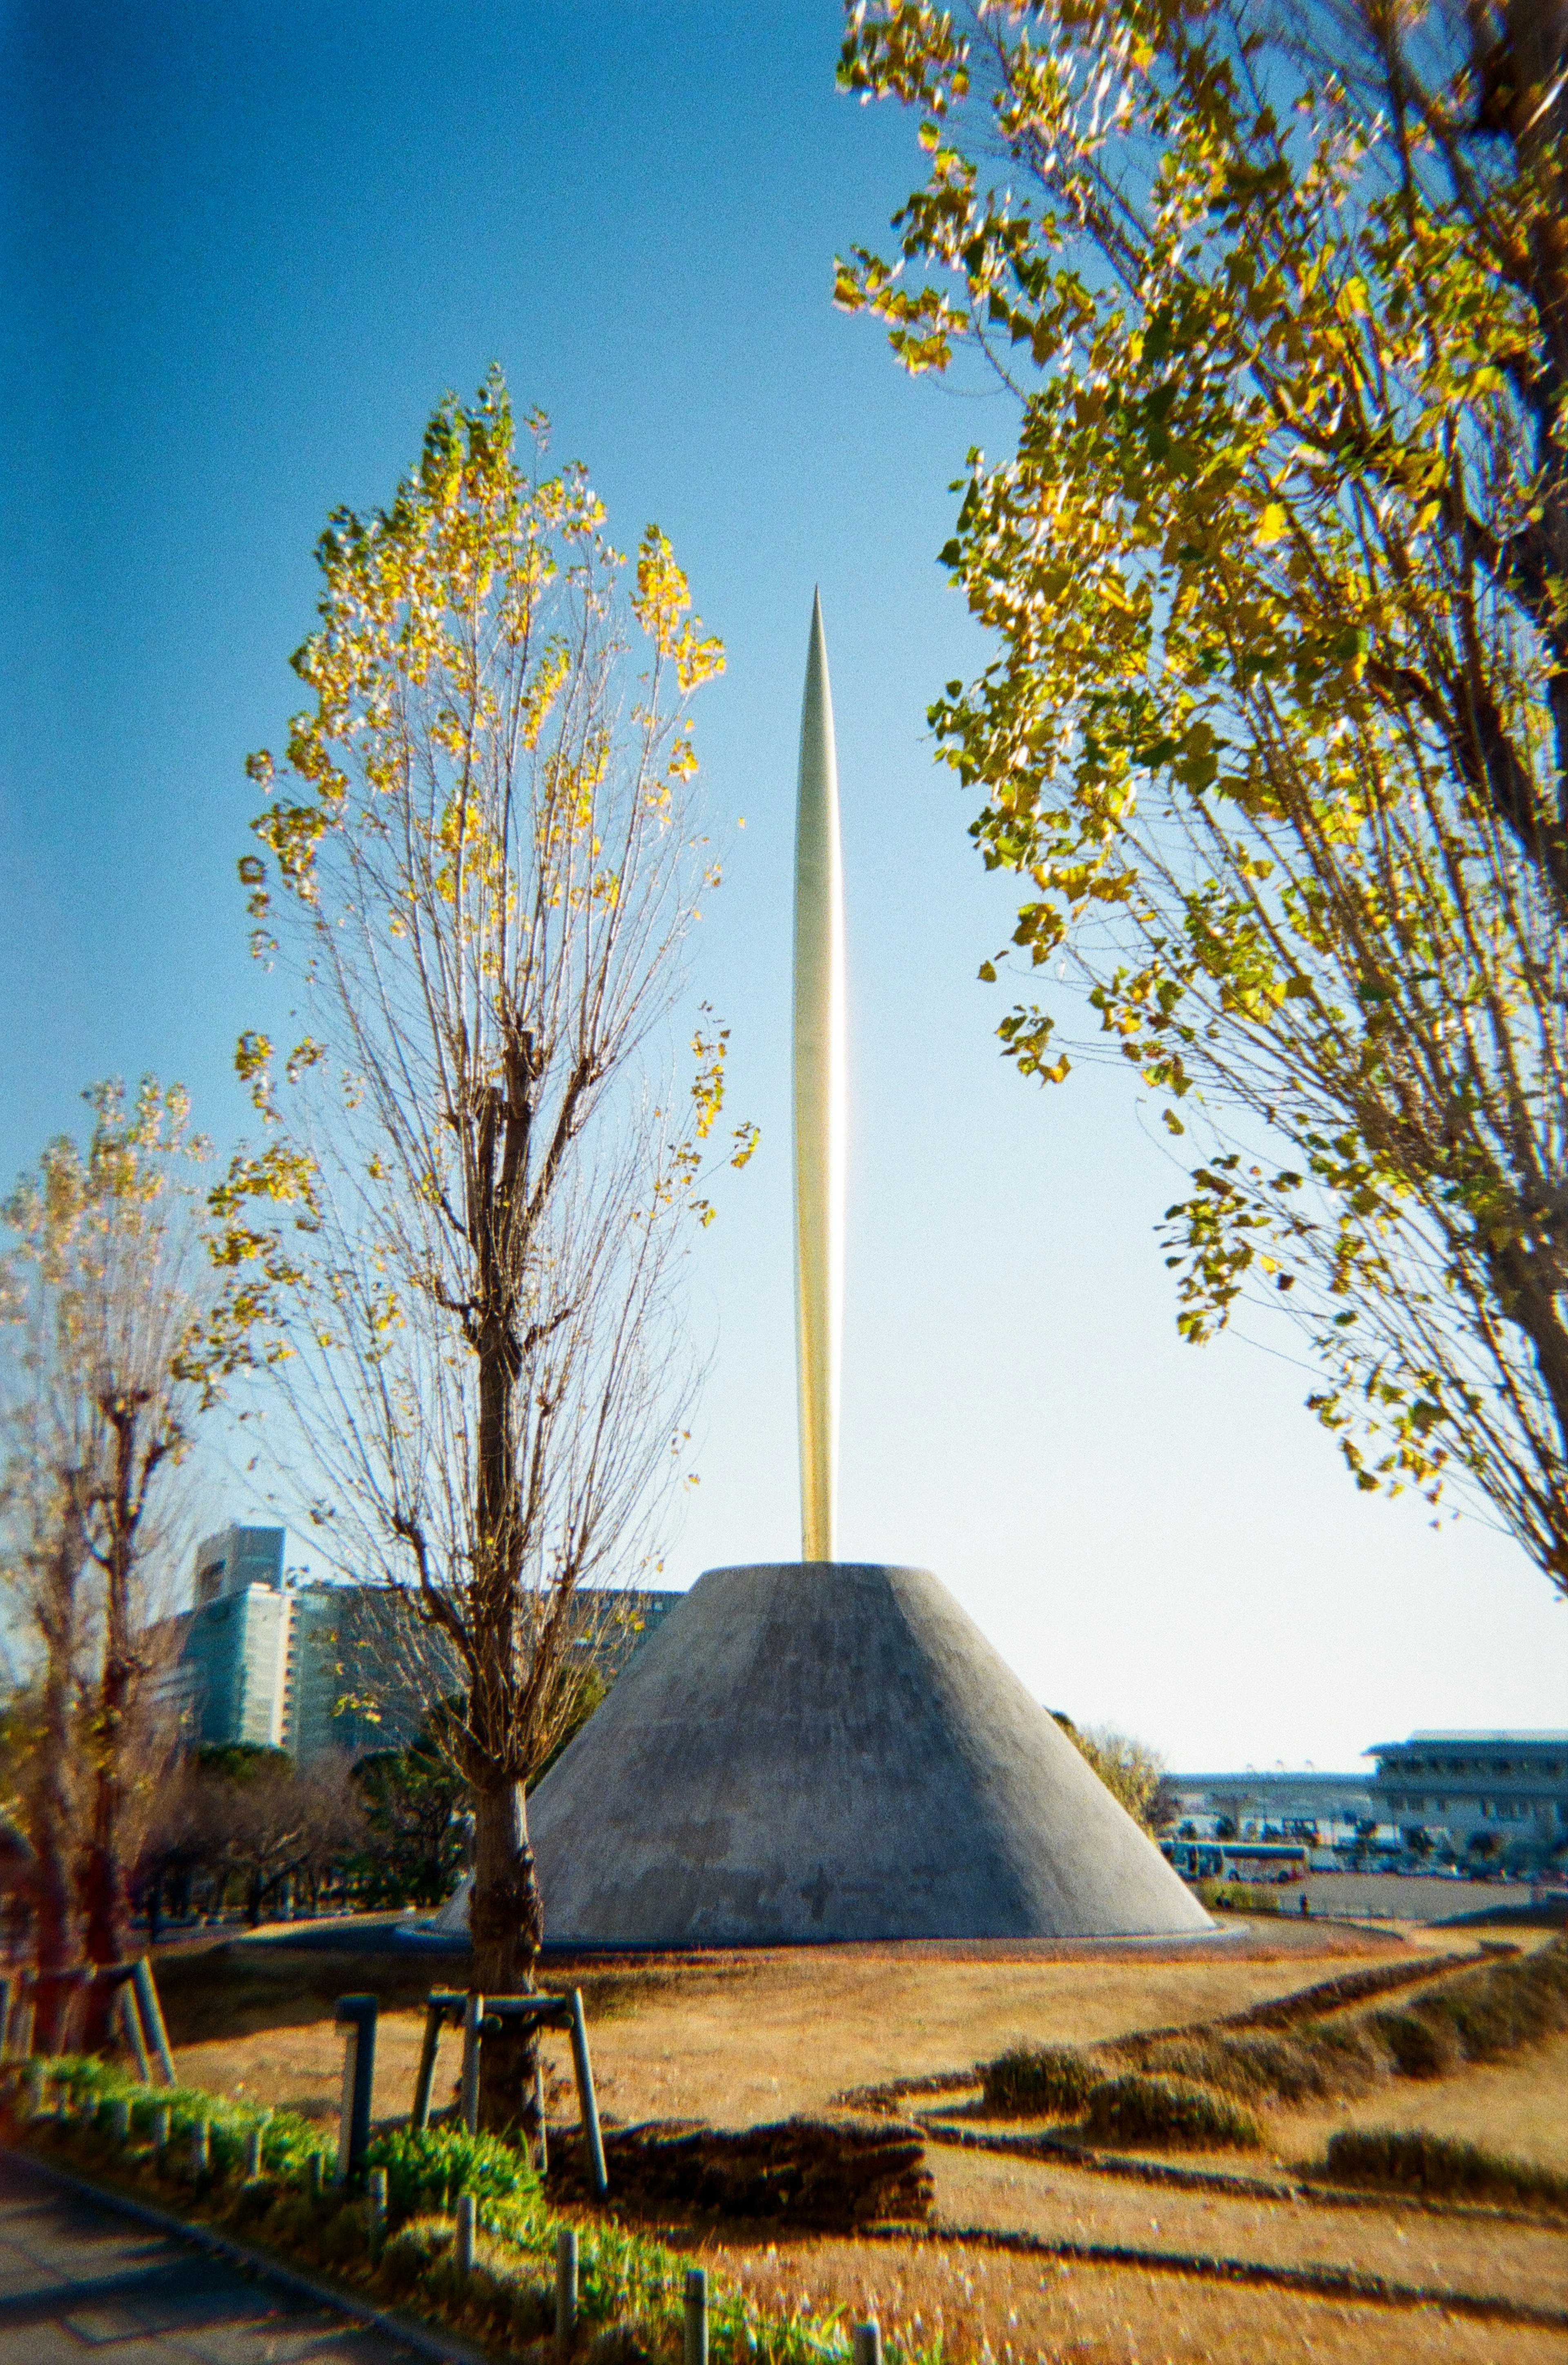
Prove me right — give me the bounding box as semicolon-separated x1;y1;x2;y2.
1291;1872;1562;1922
526;1561;1213;1943
0;2152;428;2363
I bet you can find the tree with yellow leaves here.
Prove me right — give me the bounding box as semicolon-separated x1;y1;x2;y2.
1;1079;209;2041
214;372;749;2135
839;0;1568;1591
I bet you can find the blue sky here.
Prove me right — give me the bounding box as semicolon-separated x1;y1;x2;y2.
3;0;1561;1769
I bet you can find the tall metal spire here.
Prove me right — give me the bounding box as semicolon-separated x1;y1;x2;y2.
793;590;846;1563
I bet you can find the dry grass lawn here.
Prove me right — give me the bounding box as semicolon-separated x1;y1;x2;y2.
929;2146;1568;2307
699;2230;1565;2365
147;1920;1566;2365
1284;2027;1568;2177
156;1919;1450;2133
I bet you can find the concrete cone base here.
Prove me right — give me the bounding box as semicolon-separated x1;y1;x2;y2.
515;1563;1210;1945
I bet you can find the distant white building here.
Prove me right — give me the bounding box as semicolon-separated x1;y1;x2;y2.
1161;1769;1376;1852
1371;1731;1568;1857
152;1523;680;1762
1166;1730;1568;1866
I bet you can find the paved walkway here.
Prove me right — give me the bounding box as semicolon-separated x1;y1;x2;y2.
0;2151;431;2362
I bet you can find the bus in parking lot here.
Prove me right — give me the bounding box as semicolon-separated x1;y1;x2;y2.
1161;1837;1310;1884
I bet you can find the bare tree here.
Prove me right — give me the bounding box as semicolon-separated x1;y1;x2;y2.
1;1080;212;2032
155;1746;365;1927
213;374;751;2132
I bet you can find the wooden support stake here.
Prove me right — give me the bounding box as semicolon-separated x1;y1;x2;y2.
334;1995;379;2187
114;1982;152;2083
684;2267;708;2365
422;1987;604;2190
555;2225;578;2361
853;2326;882;2365
58;1971;90;2056
410;1991;464;2131
455;2190;476;2276
566;1988;608;2198
410;2002;443;2133
460;1992;483;2135
130;1958;177;2086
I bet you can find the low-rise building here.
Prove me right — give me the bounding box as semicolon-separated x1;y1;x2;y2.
1371;1731;1568;1858
1165;1730;1568;1868
1160;1769;1377;1853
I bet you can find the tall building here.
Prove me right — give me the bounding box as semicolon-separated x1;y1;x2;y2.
194;1525;286;1603
154;1526;294;1750
285;1582;445;1760
154;1525;679;1763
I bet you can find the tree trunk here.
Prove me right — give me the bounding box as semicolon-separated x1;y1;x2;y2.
79;1666;130;1967
470;1776;543;2139
78;1635;132;2046
81;1410;149;2044
27;1737;77;2054
26;1543;83;2053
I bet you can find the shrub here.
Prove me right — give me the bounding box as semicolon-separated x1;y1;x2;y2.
256;2188;331;2260
363;2124;541;2229
981;2044;1097;2117
1219;1953;1484;2032
1437;1938;1568;2061
1194;1879;1283;1915
1323;2127;1568;2212
317;2203;373;2268
377;2214;454;2296
1125;2030;1314;2105
1120;2017;1384;2107
31;2057;332;2186
1083;2073;1263;2151
1119;1939;1568;2108
1368;2006;1463;2080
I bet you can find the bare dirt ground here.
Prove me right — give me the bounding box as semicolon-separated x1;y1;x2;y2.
698;2227;1566;2365
149;1919;1566;2365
